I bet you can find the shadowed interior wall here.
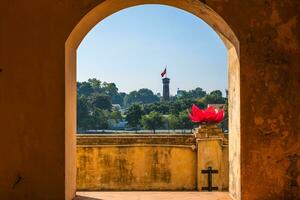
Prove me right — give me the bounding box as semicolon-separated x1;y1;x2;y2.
0;0;299;200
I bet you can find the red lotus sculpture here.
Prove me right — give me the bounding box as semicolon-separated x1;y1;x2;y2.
188;104;224;124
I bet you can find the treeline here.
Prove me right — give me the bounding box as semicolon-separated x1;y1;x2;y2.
77;78;228;132
78;78;159;107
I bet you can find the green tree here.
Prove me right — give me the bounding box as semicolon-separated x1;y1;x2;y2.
124;91;138;106
110;107;122;121
107;108;123;129
124;88;159;107
169;101;183;115
178;111;194;133
88;78;102;93
77;78;228;133
90;93;112;110
77;82;93;96
102;82;118;96
136;88;160;104
125;104;144;132
77;95;92;131
178;87;206;100
112;92;125;106
141;111;165;133
168;114;180;130
192;87;207;98
91;108;109;130
202;90;225;104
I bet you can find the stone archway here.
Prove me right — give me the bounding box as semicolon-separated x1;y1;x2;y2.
65;1;240;199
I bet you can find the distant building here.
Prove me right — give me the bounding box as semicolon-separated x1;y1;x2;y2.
162;77;170;101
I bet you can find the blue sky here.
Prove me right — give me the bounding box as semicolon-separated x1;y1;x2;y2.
77;5;227;95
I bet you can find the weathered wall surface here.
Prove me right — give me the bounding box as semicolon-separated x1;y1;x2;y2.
0;0;299;200
204;1;300;200
222;139;229;191
195;125;229;191
76;133;228;191
78;146;197;190
77;134;197;191
77;146;196;190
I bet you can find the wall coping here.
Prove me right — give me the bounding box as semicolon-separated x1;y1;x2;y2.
77;134;196;146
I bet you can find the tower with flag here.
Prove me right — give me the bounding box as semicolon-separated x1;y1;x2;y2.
161;66;170;101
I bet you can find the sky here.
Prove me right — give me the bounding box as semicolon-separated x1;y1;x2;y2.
77;5;227;96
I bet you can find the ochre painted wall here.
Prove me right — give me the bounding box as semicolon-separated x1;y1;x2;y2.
194;125;229;191
76;134;197;191
76;133;228;191
77;146;196;190
0;0;299;200
197;139;228;191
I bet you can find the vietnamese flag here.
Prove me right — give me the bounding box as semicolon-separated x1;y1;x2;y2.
161;68;167;77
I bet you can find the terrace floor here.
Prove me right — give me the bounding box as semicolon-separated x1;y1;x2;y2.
75;192;232;200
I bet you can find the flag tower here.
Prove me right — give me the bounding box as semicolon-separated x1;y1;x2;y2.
161;67;170;101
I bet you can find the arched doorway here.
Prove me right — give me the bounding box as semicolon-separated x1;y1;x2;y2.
65;0;240;199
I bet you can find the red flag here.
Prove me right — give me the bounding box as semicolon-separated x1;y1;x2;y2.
161;68;166;77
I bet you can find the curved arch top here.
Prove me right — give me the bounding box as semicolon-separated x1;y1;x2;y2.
66;0;239;53
65;1;241;199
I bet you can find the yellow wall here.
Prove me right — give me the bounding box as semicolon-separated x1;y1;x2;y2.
195;125;229;191
76;133;228;191
197;139;228;191
77;146;196;190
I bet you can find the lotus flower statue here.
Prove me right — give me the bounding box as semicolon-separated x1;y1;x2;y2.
188;104;224;124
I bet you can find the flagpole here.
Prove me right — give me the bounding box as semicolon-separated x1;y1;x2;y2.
166;65;167;78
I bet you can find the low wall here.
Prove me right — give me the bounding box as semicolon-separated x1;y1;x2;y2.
76;130;228;191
